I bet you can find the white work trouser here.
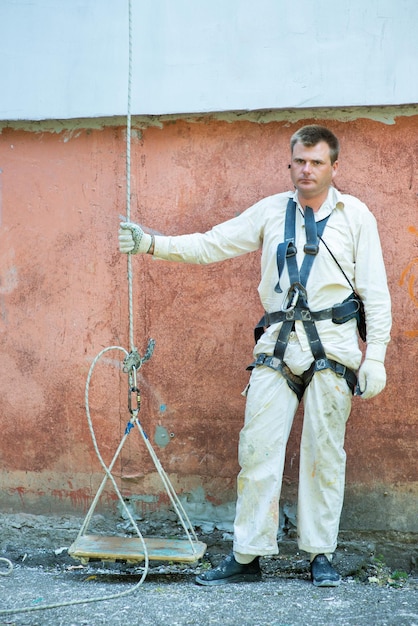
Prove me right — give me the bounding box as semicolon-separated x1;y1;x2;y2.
233;333;352;557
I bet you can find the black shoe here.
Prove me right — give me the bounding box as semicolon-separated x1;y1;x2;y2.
310;554;341;587
195;553;261;586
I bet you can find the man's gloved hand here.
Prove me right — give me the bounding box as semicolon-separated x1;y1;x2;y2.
358;359;386;399
118;222;153;254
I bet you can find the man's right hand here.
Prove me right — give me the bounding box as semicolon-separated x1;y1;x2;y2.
357;358;387;399
118;222;153;254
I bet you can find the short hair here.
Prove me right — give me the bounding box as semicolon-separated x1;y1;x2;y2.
290;125;340;164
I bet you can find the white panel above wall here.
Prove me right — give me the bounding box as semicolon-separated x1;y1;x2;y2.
0;0;129;121
1;0;417;121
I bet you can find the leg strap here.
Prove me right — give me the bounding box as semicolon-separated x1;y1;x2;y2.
247;354;306;401
248;353;357;400
302;358;357;394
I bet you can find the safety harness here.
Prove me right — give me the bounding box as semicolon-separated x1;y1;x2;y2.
249;199;360;401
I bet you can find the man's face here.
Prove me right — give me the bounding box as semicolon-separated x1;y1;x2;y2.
290;140;338;201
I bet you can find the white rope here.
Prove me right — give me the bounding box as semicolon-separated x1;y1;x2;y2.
125;0;135;353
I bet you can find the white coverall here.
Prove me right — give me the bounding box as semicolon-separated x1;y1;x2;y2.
152;187;392;557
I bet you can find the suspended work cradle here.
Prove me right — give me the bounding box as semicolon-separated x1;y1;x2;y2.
68;0;206;571
68;340;206;566
67;340;206;567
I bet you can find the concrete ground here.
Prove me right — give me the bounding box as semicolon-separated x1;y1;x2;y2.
1;564;418;626
1;514;418;626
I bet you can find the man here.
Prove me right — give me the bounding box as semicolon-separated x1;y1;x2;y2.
118;125;391;587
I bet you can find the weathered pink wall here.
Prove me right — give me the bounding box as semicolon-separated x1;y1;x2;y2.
0;114;417;530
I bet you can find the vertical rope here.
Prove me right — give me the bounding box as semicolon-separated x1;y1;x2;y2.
126;0;135;352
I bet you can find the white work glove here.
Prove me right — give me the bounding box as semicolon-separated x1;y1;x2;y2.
357;358;386;399
118;221;153;254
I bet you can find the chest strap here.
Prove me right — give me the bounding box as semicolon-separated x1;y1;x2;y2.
254;294;361;344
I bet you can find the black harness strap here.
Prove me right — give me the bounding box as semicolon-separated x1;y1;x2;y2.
251;199;357;400
246;353;307;400
261;297;361;326
275;200;298;294
272;202;329;363
254;284;362;343
275;200;328;294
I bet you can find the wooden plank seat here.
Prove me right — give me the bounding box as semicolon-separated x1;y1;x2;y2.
68;534;207;564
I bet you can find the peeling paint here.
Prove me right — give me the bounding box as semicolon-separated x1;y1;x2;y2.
0;265;18;295
1;105;418;135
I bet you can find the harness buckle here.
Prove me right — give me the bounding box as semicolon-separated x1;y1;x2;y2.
334;362;347;378
286;242;297;258
303;243;319;255
270;356;281;369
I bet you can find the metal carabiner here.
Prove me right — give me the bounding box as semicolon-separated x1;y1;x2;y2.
128;385;141;416
123;340;155;416
281;285;300;312
128;365;141;416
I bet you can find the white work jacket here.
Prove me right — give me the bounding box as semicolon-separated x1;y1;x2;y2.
153;188;391;370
